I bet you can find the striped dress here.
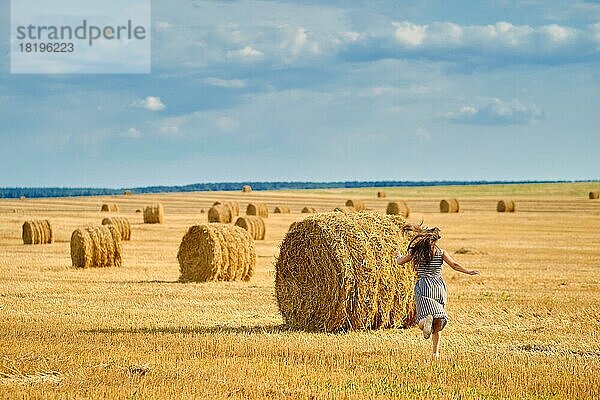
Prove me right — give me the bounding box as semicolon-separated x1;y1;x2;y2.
414;247;448;328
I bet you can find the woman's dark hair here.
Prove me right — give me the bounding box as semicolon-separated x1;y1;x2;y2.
402;223;441;267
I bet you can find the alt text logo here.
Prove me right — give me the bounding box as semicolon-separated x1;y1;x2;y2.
10;0;151;74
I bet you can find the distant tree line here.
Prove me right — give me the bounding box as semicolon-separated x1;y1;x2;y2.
0;180;571;199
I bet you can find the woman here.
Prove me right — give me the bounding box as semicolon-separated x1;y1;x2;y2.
395;224;480;358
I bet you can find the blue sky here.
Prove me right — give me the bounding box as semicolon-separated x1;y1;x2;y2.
1;0;599;187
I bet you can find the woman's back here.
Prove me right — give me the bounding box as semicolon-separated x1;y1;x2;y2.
415;247;443;278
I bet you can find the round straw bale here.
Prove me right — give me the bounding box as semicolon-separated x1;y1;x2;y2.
345;199;366;211
301;206;317;213
235;216;266;240
123;191;132;196
274;206;291;214
101;203;119;212
22;220;53;245
440;199;460;213
102;217;131;241
589;191;600;200
208;205;232;223
246;203;269;218
135;209;142;213
213;201;240;217
377;191;386;198
242;185;252;193
177;224;255;282
275;212;416;332
386;201;410;218
70;225;122;268
497;199;516;212
143;204;164;224
334;206;357;213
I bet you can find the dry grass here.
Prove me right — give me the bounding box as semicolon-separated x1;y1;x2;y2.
0;182;599;399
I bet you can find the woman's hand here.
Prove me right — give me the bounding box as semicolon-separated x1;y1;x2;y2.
468;269;480;275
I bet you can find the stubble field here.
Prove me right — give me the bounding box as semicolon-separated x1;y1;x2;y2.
1;182;599;399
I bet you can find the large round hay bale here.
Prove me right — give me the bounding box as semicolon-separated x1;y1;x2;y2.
22;220;53;245
213;201;240;217
123;191;132;196
177;224;255;282
275;212;416;332
102;217;131;241
497;199;516;212
345;199;366;211
246;203;268;218
101;203;119;212
440;199;460;213
274;206;291;214
208;205;232;223
386;201;410;218
234;216;266;240
334;206;357;213
70;225;122;268
589;191;600;200
242;185;252;193
377;191;386;198
143;204;164;224
301;206;317;213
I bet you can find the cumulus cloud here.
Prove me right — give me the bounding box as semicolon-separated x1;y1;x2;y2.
202;77;246;89
214;116;239;131
137;96;166;111
227;46;264;60
124;127;141;139
445;98;542;125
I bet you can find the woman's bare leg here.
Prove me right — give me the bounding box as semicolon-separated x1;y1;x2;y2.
432;319;444;356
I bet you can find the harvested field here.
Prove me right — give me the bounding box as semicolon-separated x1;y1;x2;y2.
0;182;599;399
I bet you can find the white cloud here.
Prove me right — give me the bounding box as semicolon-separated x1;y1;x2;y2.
124;127;141;139
155;21;172;30
227;46;264;60
416;127;431;141
202;77;246;89
393;22;427;47
445;98;542;125
214;116;239;131
137;96;166;112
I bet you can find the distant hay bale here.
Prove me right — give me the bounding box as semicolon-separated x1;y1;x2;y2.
208;205;233;223
345;199;366;211
589;191;600;200
143;204;164;224
235;216;266;240
497;199;516;212
242;185;252;193
275;212;416;332
22;220;53;245
19;196;26;200
200;209;206;214
301;206;317;213
247;203;269;218
135;209;142;213
177;223;255;282
386;201;410;218
213;201;240;217
274;206;291;214
102;217;131;241
101;203;119;212
440;199;460;213
334;206;357;213
377;191;386;198
70;225;122;268
123;191;132;196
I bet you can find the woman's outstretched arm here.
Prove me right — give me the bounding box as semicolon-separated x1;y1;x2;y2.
442;249;480;275
394;251;413;265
